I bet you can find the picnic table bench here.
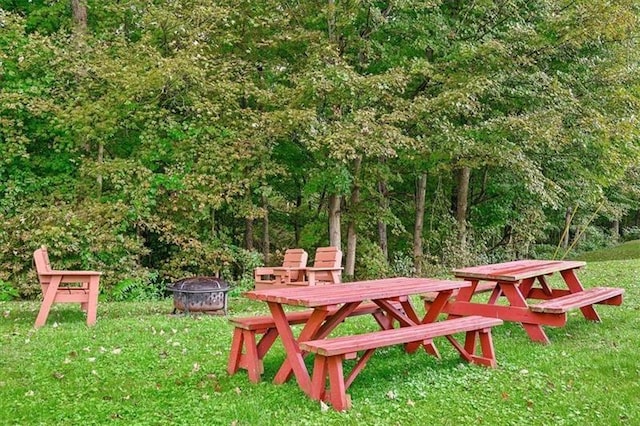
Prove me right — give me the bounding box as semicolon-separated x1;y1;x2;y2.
227;302;393;383
441;260;624;344
300;315;502;411
239;278;504;411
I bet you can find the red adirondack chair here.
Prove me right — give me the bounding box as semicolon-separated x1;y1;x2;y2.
33;246;101;328
254;248;308;290
291;246;343;286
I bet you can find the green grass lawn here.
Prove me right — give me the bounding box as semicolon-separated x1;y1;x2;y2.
1;245;639;425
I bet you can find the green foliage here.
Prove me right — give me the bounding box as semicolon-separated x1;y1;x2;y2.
622;227;640;242
0;280;19;301
353;239;391;280
110;273;163;302
1;2;639;298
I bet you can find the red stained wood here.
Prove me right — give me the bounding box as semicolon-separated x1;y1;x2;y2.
245;277;471;307
226;302;383;382
303;316;503;411
300;316;503;357
444;259;624;343
529;287;624;313
33;246;101;328
453;260;586;281
254;248;308;289
422;281;496;302
443;302;568;327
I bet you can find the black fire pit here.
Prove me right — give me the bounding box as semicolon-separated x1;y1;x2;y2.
168;276;229;315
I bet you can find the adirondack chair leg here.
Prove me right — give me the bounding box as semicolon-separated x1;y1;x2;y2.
86;276;99;326
35;276;62;328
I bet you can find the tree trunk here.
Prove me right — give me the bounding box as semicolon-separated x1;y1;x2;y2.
245;217;254;250
413;173;427;275
377;180;389;262
262;194;270;264
327;0;337;43
345;157;361;278
210;206;216;238
97;142;104;196
328;194;341;250
563;207;572;249
611;219;619;241
71;0;88;32
294;193;302;247
455;166;471;249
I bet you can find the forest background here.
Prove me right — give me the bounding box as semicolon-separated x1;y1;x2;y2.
1;0;639;300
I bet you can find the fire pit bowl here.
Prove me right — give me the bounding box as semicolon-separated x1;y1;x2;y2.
168;276;229;315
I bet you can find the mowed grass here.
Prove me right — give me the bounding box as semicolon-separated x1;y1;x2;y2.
1;245;639;425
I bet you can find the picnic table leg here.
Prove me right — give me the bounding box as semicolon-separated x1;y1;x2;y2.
227;328;245;376
561;269;601;321
517;278;536;299
327;355;350;411
499;283;550;344
271;304;327;391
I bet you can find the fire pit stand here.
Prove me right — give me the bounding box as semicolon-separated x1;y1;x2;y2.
167;276;229;315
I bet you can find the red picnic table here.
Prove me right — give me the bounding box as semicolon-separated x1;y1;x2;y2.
441;260;624;344
237;277;502;411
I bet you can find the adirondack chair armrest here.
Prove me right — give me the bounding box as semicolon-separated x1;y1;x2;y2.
304;266;343;285
47;270;102;276
305;266;343;272
272;266;307;284
272;266;306;273
254;267;274;279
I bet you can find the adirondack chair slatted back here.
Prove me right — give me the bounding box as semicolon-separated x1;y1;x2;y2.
309;246;342;284
254;248;309;289
312;247;341;269
281;249;308;281
34;246;53;288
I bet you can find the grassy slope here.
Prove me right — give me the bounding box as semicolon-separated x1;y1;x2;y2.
1;244;639;425
575;240;640;262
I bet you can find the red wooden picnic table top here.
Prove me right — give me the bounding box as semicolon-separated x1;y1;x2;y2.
244;277;470;307
452;259;586;282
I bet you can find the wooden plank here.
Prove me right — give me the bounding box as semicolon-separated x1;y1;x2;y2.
453;260;586;282
228;301;383;330
299;316;503;357
443;301;568;327
245;278;470;307
529;287;624;314
422;281;496;302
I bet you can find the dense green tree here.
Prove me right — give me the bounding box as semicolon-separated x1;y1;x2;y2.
0;1;638;298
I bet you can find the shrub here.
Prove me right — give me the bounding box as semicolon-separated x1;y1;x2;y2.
0;280;19;301
354;239;391;280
